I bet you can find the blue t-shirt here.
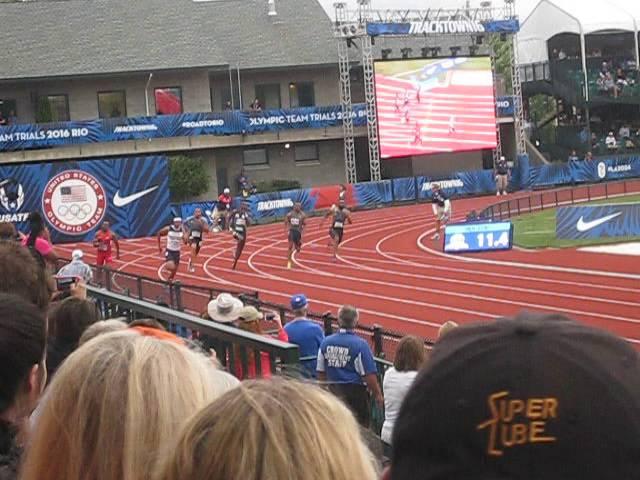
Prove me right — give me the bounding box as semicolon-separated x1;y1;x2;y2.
284;318;324;377
317;330;377;385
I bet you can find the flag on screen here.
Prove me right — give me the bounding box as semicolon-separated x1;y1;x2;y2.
60;185;87;203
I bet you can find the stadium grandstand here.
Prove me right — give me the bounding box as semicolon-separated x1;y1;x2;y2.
1;0;640;478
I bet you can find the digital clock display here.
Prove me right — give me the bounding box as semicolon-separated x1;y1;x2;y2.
443;221;513;253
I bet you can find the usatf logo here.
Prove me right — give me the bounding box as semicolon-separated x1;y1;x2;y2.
476;391;558;456
42;170;106;235
0;178;28;223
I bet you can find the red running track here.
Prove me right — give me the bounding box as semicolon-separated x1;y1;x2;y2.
58;193;640;346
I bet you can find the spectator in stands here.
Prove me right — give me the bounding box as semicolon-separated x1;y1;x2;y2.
0;112;6;126
284;294;324;378
22;212;57;269
0;222;22;242
233;306;288;379
381;336;426;455
604;72;618;97
224;101;233;111
567;150;579;162
437;320;458;340
599;61;610;78
0;295;47;480
156;379;379;480
619;124;630;140
616;68;628;92
385;313;640;480
584;151;593;161
249;98;262;112
21;330;239;480
7;111;16;125
206;293;243;323
317;305;383;427
557;48;567;60
0;242;50;312
78;319;128;345
57;249;92;284
46;297;99;380
606;131;618;151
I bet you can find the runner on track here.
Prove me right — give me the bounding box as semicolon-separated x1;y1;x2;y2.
157;217;185;283
183;208;209;272
321;205;352;260
93;221;120;284
229;202;251;270
338;184;347;209
430;183;451;240
285;202;306;269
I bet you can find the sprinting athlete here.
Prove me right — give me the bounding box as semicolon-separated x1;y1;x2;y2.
229;203;251;270
157;217;185;282
322;205;352;260
93;222;120;285
338;184;347;209
214;188;233;230
284;202;306;269
183;208;209;272
430;184;451;240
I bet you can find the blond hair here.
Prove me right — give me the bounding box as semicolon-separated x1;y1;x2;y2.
155;379;379;480
21;330;238;480
438;320;459;339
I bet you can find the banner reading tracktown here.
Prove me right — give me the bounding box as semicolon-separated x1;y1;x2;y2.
556;203;640;239
0;105;369;152
366;19;519;36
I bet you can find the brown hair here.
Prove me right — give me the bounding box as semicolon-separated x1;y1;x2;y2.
48;297;99;346
393;335;427;372
0;222;17;240
0;241;50;311
155;379;378;480
21;331;238;480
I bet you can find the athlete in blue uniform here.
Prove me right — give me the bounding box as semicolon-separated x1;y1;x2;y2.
183;208;209;272
285;203;306;269
229;203;251;270
321;205;352;260
430;184;451;240
157;217;185;282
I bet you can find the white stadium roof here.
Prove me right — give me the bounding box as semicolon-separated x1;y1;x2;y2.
518;0;640;64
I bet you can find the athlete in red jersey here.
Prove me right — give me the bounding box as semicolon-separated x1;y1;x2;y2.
93;222;120;265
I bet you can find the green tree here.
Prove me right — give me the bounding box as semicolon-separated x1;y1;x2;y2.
490;35;513;93
168;155;210;202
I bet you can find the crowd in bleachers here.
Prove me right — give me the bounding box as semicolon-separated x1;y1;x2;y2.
1;211;640;480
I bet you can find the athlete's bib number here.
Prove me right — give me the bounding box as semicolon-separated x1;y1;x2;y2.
333;222;344;229
291;218;300;226
236;218;246;226
98;244;108;252
191;231;202;239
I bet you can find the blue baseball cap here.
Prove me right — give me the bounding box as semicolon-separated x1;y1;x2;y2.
290;294;308;310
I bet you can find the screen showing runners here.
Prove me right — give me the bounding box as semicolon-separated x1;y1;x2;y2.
374;57;498;158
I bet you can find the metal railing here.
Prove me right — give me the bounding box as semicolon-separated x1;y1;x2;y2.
480;178;640;221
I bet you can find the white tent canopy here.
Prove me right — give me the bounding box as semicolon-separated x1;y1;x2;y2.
518;0;639;65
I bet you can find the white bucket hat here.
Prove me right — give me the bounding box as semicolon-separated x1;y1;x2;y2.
207;293;243;323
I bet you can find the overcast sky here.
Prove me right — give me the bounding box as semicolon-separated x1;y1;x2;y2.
317;0;540;21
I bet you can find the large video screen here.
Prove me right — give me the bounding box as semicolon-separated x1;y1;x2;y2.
374;57;497;158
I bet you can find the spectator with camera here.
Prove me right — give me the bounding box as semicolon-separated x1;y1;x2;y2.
0;295;47;480
57;249;93;284
317;305;383;427
284;294;324;378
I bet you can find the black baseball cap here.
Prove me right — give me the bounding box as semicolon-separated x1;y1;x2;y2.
390;313;640;480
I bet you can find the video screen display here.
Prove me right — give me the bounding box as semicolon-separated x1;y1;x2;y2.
374;57;497;158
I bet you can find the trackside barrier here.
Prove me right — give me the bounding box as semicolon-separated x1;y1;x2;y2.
173;155;640;222
87;286;299;379
480;178;640;221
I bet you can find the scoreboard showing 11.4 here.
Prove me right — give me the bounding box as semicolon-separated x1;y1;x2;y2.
443;221;514;254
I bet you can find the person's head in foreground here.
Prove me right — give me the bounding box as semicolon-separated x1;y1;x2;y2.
0;294;47;472
155;378;378;480
385;312;640;480
0;241;50;312
437;320;458;340
21;330;239;480
338;304;359;329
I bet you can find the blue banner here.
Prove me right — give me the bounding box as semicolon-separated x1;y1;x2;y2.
367;19;518;36
0;105;368;152
0;156;170;243
529;156;640;187
417;170;496;200
482;19;520;33
556;203;640;239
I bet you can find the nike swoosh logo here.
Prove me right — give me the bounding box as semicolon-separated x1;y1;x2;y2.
113;185;159;208
576;212;622;232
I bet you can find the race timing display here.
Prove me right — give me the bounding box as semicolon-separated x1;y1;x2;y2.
444;221;513;253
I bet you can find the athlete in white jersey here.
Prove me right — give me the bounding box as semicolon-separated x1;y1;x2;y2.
157;217;185;282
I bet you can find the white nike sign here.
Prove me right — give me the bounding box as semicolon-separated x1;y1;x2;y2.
576;212;622;232
113;186;159;208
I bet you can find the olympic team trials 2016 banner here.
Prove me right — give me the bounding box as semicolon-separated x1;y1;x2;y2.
0;156;170;243
374;57;498;159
